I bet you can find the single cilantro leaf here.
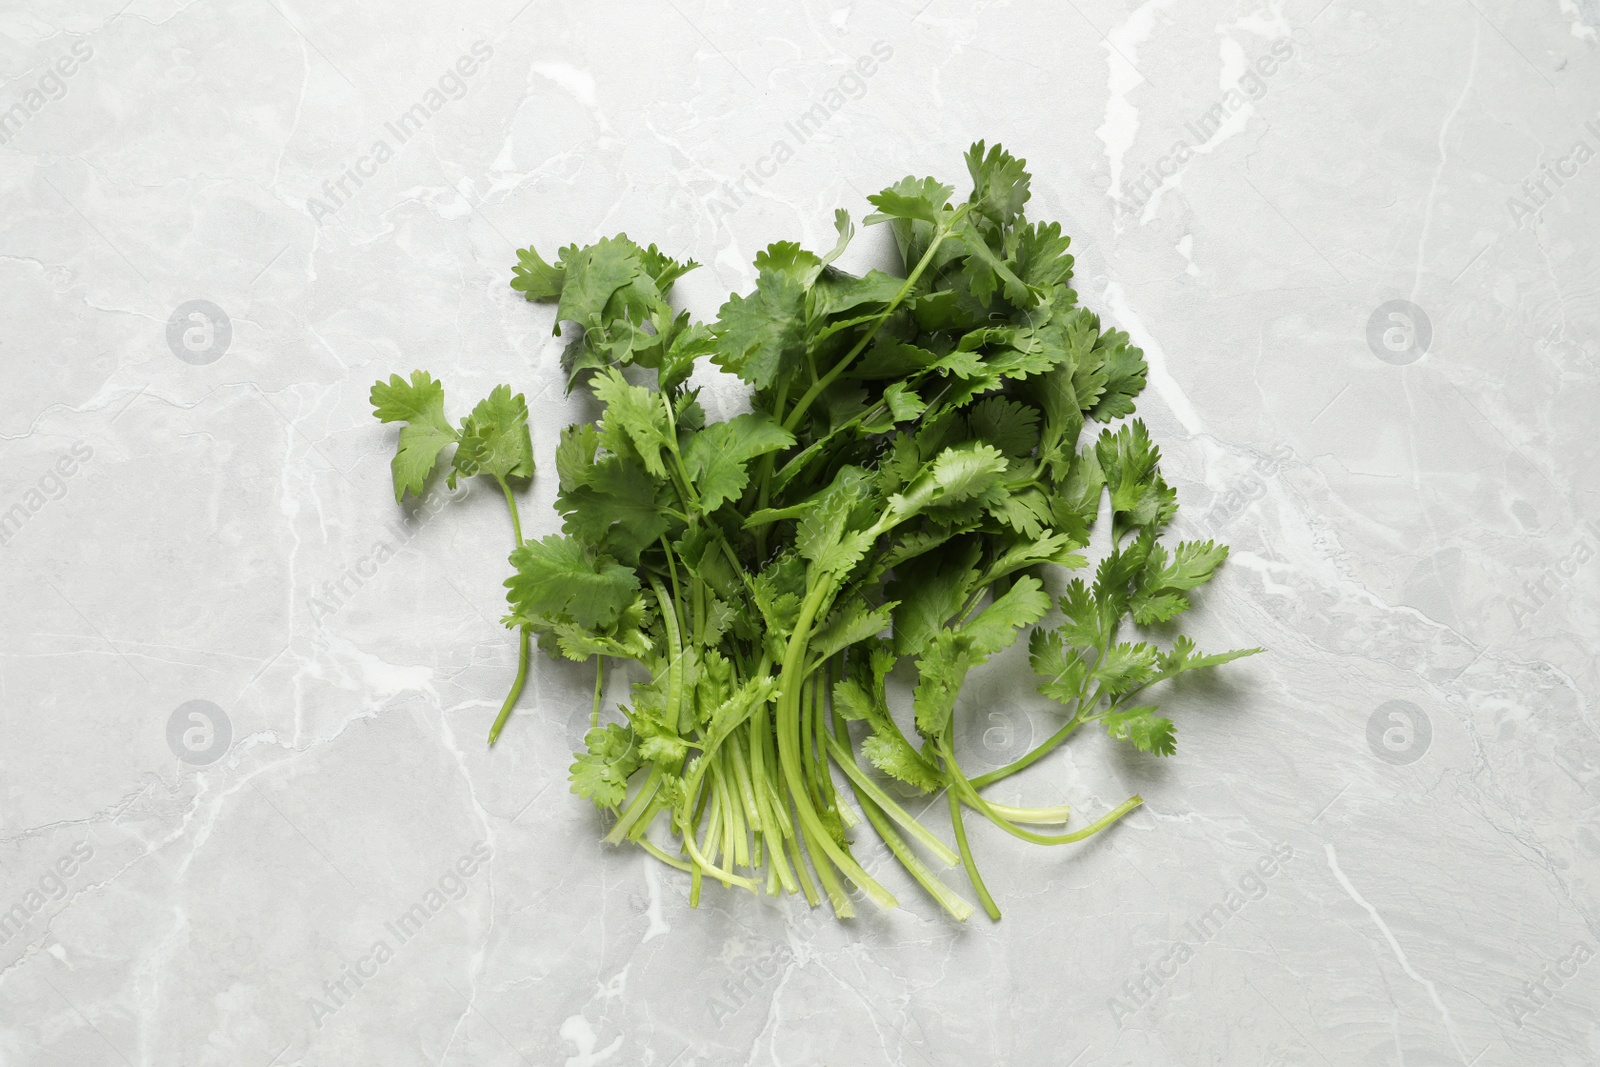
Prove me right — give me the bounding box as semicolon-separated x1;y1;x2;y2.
570;723;641;808
370;371;459;502
1097;421;1158;499
912;578;1048;739
989;489;1053;540
682;412;795;512
1092;642;1159;696
1012;221;1074;290
452;385;535;485
554;235;643;338
911;629;970;737
1093;532;1155;615
883;381;927;423
592;368;672;479
889;442;1010;520
1127;541;1229;624
964;140;1031;227
1030;628;1088;704
634;713;688;766
833;677;876;722
1131;592;1190;625
1096;421;1176;530
929;349;987;379
820;208;854;268
704;676;779;748
796;468;878;578
511;243;565;300
755;241;823;284
1056;578;1106;648
813;269;905;321
889;538;982;657
558;456;670;564
712;268;807;390
863;726;944;792
555;423;600;492
1157;634;1263;676
967;396;1040;458
866;175;955;225
659;320;717;393
1102;706;1175;756
505;533;640;630
1087;328;1148;421
963;576;1050;656
985;532;1087;582
1162;540;1231;590
811;597;896;664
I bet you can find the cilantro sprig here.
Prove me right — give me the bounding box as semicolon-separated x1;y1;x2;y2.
371;142;1260;920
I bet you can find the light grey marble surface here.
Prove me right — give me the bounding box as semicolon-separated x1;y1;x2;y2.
3;0;1598;1064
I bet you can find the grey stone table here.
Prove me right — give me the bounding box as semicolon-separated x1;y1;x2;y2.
2;1;1597;1064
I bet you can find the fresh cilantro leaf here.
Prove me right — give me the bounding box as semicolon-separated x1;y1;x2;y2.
832;677;877;722
866;175;955;226
1101;706;1175;756
1092;642;1159;696
511;243;565;300
883;381;928;422
554;235;642;338
811;597;896;664
1030;628;1088;704
1162;540;1231;590
889;538;982;656
370;371;458;502
558;455;671;564
889;442;1010;520
712;268;807;390
1130;591;1190;625
505;534;640;630
964;140;1031;227
592;368;672;478
863;726;944;792
451;385;535;486
1055;578;1106;648
570;723;641;808
967;396;1040;458
1012;221;1074;290
1157;634;1263;676
1087;328;1148;421
682;413;795;512
555;423;600;492
963;576;1050;656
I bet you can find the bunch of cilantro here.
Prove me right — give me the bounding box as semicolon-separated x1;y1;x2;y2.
370;143;1258;920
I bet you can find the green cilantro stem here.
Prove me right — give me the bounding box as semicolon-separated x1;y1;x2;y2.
637;837;694;873
728;726;763;835
984;800;1072;825
488;476;530;746
776;580;897;912
949;789;1001;921
603;763;663;845
496;475;523;547
487;632;531;747
822;729;959;866
590;656;606;731
966;716;1083;790
941;735;1142;846
785;808;822;907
